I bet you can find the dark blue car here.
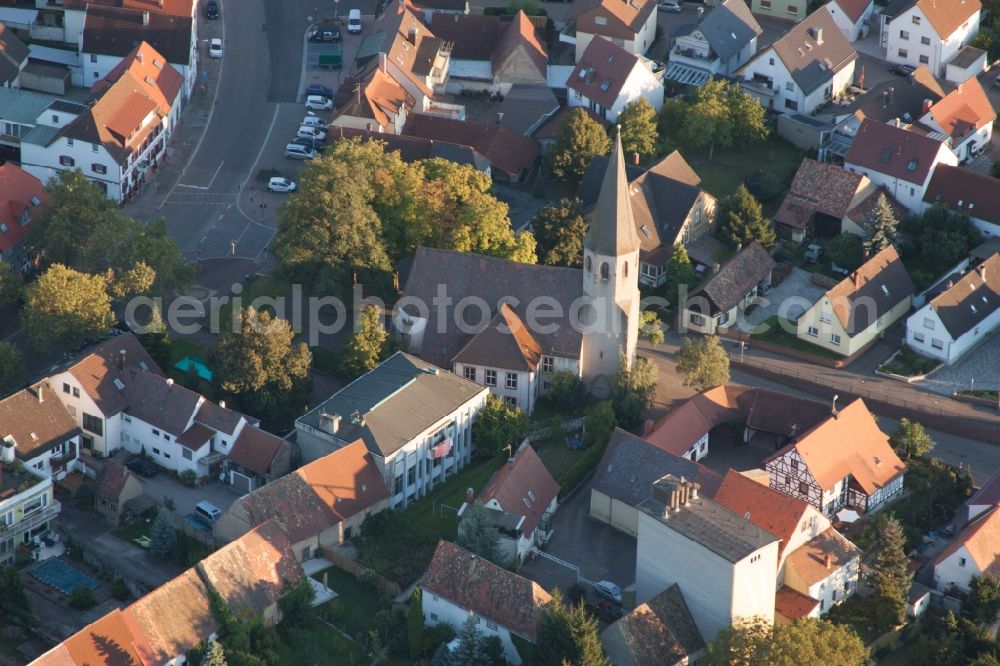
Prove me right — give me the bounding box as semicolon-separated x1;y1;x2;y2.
305;83;334;99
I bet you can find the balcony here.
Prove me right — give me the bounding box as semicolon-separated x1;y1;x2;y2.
1;501;61;537
670;46;715;64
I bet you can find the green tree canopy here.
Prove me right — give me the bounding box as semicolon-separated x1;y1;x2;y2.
0;342;27;397
676;336;730;390
825;233;864;272
149;510;177;560
611;354;658;429
864;193;899;255
28;170;119;265
531;198;587;267
617;98;659;159
719;185;776;249
200;641;229;666
901;203;982;284
473;394;529;456
24;264;115;354
705;617;865;666
534;590;610;666
679;79;734;161
584;400;617;448
969;575;1000;625
0;566;34;626
665;244;695;309
214;307;312;431
871;515;913;629
408;589;425;660
457;503;504;565
889;418;935;460
341;304;393;378
0;265;22;309
640;311;664;346
547;108;612;183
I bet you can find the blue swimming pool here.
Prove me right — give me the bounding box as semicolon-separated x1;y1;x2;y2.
173;355;214;381
30;559;99;595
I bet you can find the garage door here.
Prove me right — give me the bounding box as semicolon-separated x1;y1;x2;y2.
231;471;252;494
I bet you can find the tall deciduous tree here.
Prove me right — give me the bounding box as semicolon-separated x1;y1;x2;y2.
726;83;770;146
547;108;612;183
704;617;865;666
720;185;776;249
28;170;118;265
457;504;503;565
0;342;27;396
871;515;912;629
214;307;312;430
617;98;659;159
341;304;392;378
825;233;864;272
665;244;695;309
23;264;114;354
0;265;21;308
969;575;1000;624
584;400;617;448
864;193;899;254
611;354;658;429
474;394;529;456
889;418;935;460
676;336;730;389
531;198;587;267
640;311;664;346
680;80;734;161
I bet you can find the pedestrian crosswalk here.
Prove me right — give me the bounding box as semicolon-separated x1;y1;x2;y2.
164;191;238;205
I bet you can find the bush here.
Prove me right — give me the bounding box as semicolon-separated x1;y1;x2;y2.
545;371;587;412
423;623;456;657
179;469;197;487
558;435;611;496
111;580;130;601
68;585;96;610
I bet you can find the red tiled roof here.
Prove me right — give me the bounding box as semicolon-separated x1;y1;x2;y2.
402;113;539;178
63;0;193;17
566;37;640;110
228;426;285;475
66;333;163;415
935;506;1000;577
922;77;995;142
845;118;947;185
334;66;415;129
82;5;193;65
923;165;1000;226
480;443;559;536
824;245;914;335
0;163;45;254
569;0;657;41
453;303;543;372
123;568;218;664
774;159;865;232
775;585;819;623
420;540;552;640
644;386;750;456
714;470;814;561
901;0;982;41
784;527;860;585
33;609;149;666
95;460;135;502
92;41;183;115
492;11;547;78
833;0;872;23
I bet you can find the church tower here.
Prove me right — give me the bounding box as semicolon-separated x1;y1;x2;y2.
580;127;642;396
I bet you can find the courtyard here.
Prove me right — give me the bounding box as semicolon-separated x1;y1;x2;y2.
738;267;826;333
915;334;1000;397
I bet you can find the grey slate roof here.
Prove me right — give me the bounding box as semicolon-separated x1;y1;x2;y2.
690;241;775;315
926;254;1000;340
591;429;723;508
770;9;857;96
0;87;57;124
298;352;487;458
638;484;779;563
699;0;761;63
586;128;642;257
0;24;29;86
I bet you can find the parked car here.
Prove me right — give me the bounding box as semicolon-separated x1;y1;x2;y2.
194;501;223;524
305;83;334;99
804;243;823;264
347;9;362;33
594;580;622;605
126;458;159;478
209;38;223;59
297;125;327;141
204;0;218;19
268;177;297;193
309;26;341;42
305;94;334;110
659;0;682;11
301;115;325;127
284;143;317;160
291;137;323;151
889;64;915;77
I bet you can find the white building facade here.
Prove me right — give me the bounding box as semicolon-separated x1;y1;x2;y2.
883;1;980;77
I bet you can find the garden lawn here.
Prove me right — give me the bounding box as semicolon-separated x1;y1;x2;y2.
753;315;844;361
318;567;386;637
356;455;505;586
275;618;365;664
689;138;805;201
111;521;151;545
535;441;587;487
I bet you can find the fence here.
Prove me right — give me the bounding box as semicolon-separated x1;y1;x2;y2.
730;353;1000;442
320;547;402;598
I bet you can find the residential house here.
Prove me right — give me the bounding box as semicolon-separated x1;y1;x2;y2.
881;0;981;77
795;245;915;356
566;36;664;122
21;41;184;202
93;459;143;526
197;519;302;626
0;87;88;161
214;439;391;561
682;241;776;335
600;584;707;666
844;118;956;211
331;64;415;134
420;540;552;664
774;159;904;242
751;0;808;23
49;334;290;487
590;428;724;536
715;470;861;619
739;9;858;115
905;253;1000;364
295;353;488;508
397;129;643;400
578;151;717;287
636;475;780;640
410;0;470;23
531;105;608;151
965;467;1000;522
764;397;906;516
934;505;1000;592
923;166;1000;238
430;11;548;95
826;0;875;41
0;24;28;88
401;113;539;181
820;65;946;162
913;76;995;162
328;127;491;173
0;162;45;271
0;382;81;480
80;5;196;102
0;461;58;567
31;609;151;665
566;0;658;62
667;0;761;87
59;0;195;53
741;388;837;450
644;385;748;461
494;84;561;137
476;441;559;564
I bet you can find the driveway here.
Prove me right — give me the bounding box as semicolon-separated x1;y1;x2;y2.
736;267;825;332
916;334;1000;397
139;473;241;518
519;483;637;599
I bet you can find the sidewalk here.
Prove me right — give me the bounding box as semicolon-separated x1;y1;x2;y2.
125;21;224;222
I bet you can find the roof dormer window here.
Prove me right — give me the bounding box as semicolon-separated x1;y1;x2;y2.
595;15;607;25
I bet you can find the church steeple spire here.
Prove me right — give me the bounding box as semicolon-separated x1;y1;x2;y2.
585;126;641;257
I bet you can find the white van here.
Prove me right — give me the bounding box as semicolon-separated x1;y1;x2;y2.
195;501;222;524
348;9;362;34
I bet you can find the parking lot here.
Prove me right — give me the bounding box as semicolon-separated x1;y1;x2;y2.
137;472;241;519
738;267;826;332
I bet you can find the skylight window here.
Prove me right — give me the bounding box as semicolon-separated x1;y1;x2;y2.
29;196;41;207
881;285;890;296
640;225;651;237
600;81;611;92
879;148;893;163
906;158;918;171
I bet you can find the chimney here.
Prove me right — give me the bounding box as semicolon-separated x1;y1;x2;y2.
922;98;933;114
643;419;655;435
408;27;418;45
712;262;721;275
979;264;987;281
158;0;163;6
824;553;833;570
219;400;226;409
633;152;640;166
319;412;341;435
882;91;889;109
690;482;700;500
812;26;823;44
466;487;474;504
166;378;174;387
379;52;387;72
118;349;127;370
36;385;43;403
851;271;859;287
142;10;150;24
831;394;839;418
